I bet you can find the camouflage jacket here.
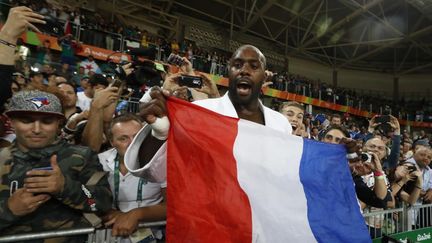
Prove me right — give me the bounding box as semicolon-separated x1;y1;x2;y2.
0;139;113;242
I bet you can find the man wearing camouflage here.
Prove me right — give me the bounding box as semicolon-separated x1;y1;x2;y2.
0;90;112;242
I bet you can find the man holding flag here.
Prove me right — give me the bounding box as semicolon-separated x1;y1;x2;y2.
125;45;371;242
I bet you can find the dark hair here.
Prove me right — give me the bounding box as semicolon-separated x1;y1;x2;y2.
107;113;143;140
57;81;78;93
279;101;304;113
330;113;341;120
89;74;109;87
319;125;350;141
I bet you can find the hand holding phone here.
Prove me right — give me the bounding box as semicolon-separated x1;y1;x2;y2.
24;155;65;195
167;53;184;66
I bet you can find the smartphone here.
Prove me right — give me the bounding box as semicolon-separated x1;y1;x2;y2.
167;53;184;66
177;75;203;88
32;166;53;171
375;115;390;124
111;79;123;88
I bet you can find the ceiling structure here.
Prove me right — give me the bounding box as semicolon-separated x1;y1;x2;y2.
91;0;432;74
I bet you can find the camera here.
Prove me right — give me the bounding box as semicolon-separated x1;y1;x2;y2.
360;153;373;163
111;47;163;88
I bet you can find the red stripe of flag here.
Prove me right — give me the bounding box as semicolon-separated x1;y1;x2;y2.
166;97;253;243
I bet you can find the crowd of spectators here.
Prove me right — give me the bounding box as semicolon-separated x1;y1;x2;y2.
9;0;430;122
1;3;432;241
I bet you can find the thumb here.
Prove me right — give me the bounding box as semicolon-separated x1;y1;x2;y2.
50;155;60;170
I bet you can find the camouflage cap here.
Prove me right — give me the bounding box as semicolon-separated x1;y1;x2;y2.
6;90;65;119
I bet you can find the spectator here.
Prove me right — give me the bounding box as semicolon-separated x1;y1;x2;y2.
330;113;342;126
35;39;52;65
310;126;319;140
80;54;101;75
320;125;350;144
57;82;80;119
279;101;308;137
0;90;112;240
12;72;26;89
59;62;72;81
27;70;45;90
58;33;80;66
366;115;401;170
388;162;423;207
76;73;108;111
405;146;432;228
99;114;166;240
360;137;394;238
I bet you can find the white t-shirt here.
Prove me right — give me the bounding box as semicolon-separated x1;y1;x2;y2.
76;91;92;111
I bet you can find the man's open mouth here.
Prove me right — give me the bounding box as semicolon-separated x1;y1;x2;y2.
237;81;252;96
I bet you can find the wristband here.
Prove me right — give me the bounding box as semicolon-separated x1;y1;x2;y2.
150;116;170;140
416;185;422;190
375;175;385;180
396;182;402;187
373;170;384;177
0;38;16;48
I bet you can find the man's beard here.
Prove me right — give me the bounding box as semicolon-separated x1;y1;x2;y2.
228;78;261;106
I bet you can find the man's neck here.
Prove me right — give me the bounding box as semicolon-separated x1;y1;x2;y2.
64;107;77;119
118;156;128;175
232;99;265;125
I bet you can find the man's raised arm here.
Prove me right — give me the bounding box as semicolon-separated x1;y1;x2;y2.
124;87;170;182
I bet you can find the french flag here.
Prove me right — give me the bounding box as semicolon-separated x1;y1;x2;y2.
165;98;370;243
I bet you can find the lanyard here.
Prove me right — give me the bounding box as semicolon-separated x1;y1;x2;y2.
113;154;145;209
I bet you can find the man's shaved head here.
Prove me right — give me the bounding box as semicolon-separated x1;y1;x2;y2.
231;45;266;69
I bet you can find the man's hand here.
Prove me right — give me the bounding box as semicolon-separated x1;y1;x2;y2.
162;73;182;92
121;63;134;77
179;57;194;75
24;155;65;195
111;210;141;236
92;87;119;109
389;115;401;135
7;188;51;216
341;137;374;176
423;189;432;203
194;73;220;98
0;6;45;42
102;209;123;226
368;115;379;133
138;87;170;124
172;86;190;101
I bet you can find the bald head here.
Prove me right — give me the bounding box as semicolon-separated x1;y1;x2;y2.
231;45;266;69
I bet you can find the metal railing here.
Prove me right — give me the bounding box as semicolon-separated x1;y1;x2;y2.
363;203;432;239
0;221;166;242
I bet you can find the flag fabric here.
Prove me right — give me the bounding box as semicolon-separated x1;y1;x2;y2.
166;97;371;243
79;60;101;74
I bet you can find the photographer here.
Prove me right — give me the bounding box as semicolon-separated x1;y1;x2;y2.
405;146;432;228
388;162;423;206
365;115;401;170
319;125;393;238
162;55;220;101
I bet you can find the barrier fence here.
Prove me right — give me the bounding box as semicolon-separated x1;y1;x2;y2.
0;221;166;243
364;203;432;242
2;204;432;242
